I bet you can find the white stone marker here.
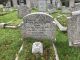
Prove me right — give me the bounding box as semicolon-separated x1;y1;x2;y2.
32;42;43;54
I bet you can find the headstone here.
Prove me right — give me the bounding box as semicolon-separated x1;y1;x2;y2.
62;6;70;13
38;0;47;12
26;0;31;9
0;5;3;12
32;42;43;54
12;0;18;8
68;10;80;46
18;5;31;18
5;1;11;12
20;12;56;40
56;0;62;9
31;0;38;8
74;3;80;11
47;4;56;13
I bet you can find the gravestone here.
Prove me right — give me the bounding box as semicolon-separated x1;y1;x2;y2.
12;0;18;8
74;3;80;11
38;0;47;12
62;6;70;13
5;1;11;12
20;12;56;40
18;5;31;18
56;0;62;9
32;42;43;54
68;10;80;46
47;4;56;13
31;0;38;8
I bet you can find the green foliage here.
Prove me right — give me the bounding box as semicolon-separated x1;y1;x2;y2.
0;29;22;60
0;11;22;25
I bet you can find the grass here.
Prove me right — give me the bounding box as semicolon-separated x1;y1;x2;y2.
0;11;22;26
0;29;22;60
51;10;69;26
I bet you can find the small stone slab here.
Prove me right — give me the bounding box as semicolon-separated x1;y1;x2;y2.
32;42;43;54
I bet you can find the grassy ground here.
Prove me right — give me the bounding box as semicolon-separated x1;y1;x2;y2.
0;29;22;60
0;9;80;60
0;11;21;26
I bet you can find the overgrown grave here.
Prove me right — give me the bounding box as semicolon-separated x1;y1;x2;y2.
16;12;59;60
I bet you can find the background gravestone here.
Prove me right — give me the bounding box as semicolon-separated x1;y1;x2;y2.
68;13;80;46
47;4;56;13
38;0;47;12
20;12;56;40
18;5;31;18
74;3;80;11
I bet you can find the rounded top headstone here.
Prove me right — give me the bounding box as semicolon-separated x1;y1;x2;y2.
20;12;56;40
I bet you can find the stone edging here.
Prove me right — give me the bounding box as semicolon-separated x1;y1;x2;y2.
15;42;59;60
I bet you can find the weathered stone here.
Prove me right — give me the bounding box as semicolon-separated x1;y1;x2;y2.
20;12;56;40
18;5;31;18
68;11;80;46
38;0;47;12
62;6;70;13
32;42;43;54
47;4;56;13
74;3;80;11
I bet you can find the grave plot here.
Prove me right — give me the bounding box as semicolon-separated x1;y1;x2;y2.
0;29;22;60
18;39;55;60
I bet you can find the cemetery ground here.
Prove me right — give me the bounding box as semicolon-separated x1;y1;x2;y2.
0;11;80;60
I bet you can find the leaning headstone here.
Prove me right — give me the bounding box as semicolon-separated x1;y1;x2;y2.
38;0;47;12
18;5;31;18
20;12;56;40
68;10;80;46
